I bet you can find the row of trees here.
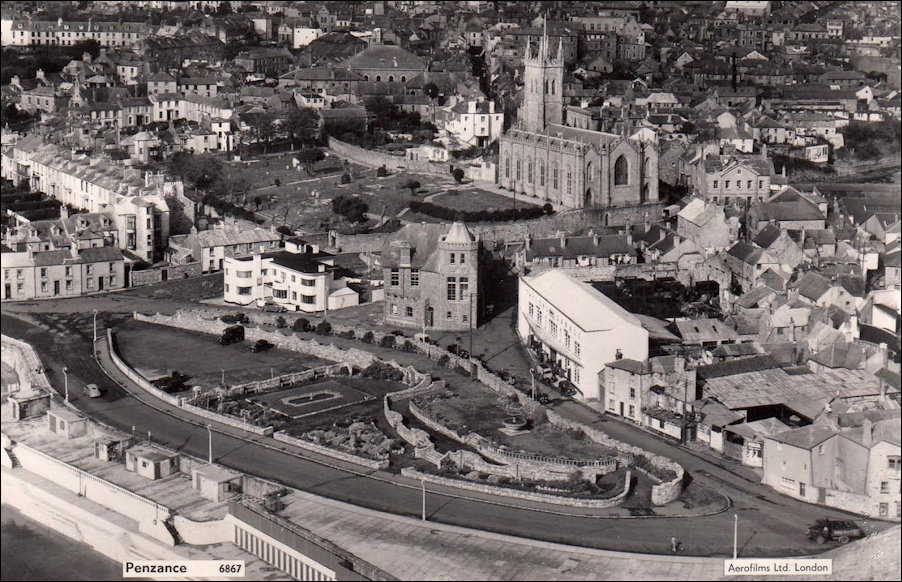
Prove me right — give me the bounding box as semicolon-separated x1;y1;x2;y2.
331;194;370;223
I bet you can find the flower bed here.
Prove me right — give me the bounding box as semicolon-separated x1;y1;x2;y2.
299;418;400;462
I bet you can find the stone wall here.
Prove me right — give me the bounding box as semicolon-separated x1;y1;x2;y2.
272;431;389;471
1;334;53;394
180;400;274;436
107;329;183;407
329;137;450;177
401;467;632;509
129;262;203;288
545;409;684;506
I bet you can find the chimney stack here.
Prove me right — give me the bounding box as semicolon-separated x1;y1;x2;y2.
400;241;412;267
861;417;873;447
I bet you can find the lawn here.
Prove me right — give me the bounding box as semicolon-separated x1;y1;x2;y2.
429;188;538;212
113;320;330;389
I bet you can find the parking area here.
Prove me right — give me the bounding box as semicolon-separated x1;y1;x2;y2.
113;320;329;389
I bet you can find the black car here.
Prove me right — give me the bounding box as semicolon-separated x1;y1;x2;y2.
219;325;245;345
807;519;864;544
447;344;469;358
250;339;274;353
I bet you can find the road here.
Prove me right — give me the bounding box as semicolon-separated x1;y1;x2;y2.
1;296;892;558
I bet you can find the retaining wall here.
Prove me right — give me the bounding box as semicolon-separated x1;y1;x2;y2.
2;334;53;393
180;400;274;436
545;409;684;505
401;467;632;509
11;442;176;545
172;514;233;546
107;329;182;407
272;431;389;471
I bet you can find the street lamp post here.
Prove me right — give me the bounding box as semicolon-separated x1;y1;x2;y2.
468;291;473;359
93;309;99;343
529;369;536;400
207;423;213;464
733;513;739;559
421;479;427;522
62;366;69;403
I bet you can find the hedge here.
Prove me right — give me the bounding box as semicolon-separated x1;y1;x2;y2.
408;200;549;223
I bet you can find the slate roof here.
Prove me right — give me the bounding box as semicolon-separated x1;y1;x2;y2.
526;234;634;261
768;425;836;450
673;319;739;343
753;223;783;249
810;343;865;370
794;271;833;301
752;200;824;223
345;45;426;71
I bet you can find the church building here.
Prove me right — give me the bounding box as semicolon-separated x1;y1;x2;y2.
498;30;659;211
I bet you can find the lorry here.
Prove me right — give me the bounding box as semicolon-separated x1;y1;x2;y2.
219;325;245;345
806;519;864;544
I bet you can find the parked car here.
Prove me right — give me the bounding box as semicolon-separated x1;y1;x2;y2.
535;392;550;404
390;330;406;336
262;303;287;313
807;519;864;544
250;339;274;353
535;364;554;381
219;325;245;345
83;383;102;398
447;344;470;358
551;377;574;395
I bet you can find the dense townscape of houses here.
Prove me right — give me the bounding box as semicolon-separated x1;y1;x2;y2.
1;0;900;525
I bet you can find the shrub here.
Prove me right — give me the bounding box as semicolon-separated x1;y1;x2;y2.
379;334;396;348
452;167;465;183
275;316;286;329
408;200;548;223
292;318;311;332
376;165;388;177
340;173;351;184
361;361;403;382
332;193;369;223
315;321;332;335
542;202;553;214
338;329;355;339
361;330;375;344
401;339;416;352
437;354;450;367
221;312;247;324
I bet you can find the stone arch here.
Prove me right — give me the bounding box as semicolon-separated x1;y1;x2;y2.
614;155;629;186
401;76;406;82
584;188;593;208
376;75;381;82
641;183;649;204
388;75;394;83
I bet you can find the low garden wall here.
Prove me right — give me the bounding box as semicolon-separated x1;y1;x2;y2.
401;467;632;509
180;400;274;436
129;262;202;288
272;431;389;471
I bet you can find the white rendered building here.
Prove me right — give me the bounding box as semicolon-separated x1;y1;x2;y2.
517;269;648;401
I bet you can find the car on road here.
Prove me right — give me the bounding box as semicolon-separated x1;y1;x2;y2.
219;325;245;345
261;303;287;313
806;519;864;544
83;383;102;398
250;339;274;353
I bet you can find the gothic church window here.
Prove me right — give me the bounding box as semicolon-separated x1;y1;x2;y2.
614;155;629;186
527;161;533;183
539;161;545;186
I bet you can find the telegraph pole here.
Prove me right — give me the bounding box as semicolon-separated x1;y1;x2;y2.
421;479;426;522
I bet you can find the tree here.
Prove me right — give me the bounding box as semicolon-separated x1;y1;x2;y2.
216;1;233;14
376;165;388;178
452;167;465;183
363;96;394;123
423;82;440;99
253;196;263;210
295;147;325;174
276;225;293;236
332;194;369;223
168;152;223;191
542;202;553;214
401;178;421;196
284;107;320;148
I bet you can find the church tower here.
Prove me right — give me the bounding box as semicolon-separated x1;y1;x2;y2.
519;25;564;133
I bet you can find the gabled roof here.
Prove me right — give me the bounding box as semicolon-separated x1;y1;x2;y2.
810;343;864;370
753;223;783;249
768;425;836;450
752;200;824;223
794;271;834;302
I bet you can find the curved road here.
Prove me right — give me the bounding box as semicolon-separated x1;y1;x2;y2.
1;303;890;558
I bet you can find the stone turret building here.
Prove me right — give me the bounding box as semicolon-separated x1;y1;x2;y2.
381;222;482;332
498;27;659;212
